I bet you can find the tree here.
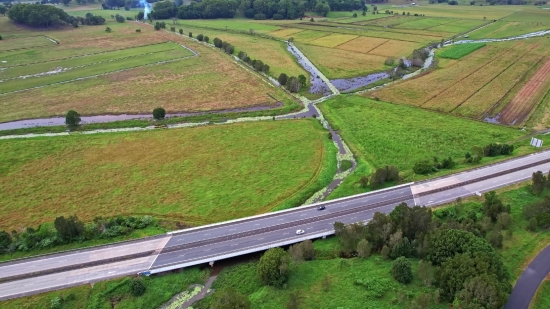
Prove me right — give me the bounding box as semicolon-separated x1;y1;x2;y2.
287;76;301;93
0;231;12;252
298;75;307;87
179;29;183;34
212;287;251;309
357;239;371;258
137;11;144;20
413;160;434;175
391;257;412;284
130;279;146;296
457;274;509;309
54;215;85;241
483;191;507;221
65;110;81;126
488;229;503;248
315;2;330;16
278;73;288;86
204;36;209;43
257;247;290;287
532;171;546;195
381;245;390;259
417;260;433;286
8;4;70;27
197;34;204;41
152;107;166;120
189;32;192;37
496;212;512;230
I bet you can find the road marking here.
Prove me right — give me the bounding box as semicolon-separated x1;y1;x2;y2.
204;249;210;252
204;234;210;236
257;238;264;240
229;229;235;231
283;232;289;235
178;254;185;257
231;243;238;246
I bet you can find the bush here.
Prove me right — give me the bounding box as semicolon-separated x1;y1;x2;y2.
152;107;166;120
257;247;290;287
384;57;395;66
179;29;183;34
204;36;209;43
136;29;141;33
50;296;62;309
391;257;413;284
105;27;112;33
413;160;434;175
130;279;146;297
278;73;288;86
197;34;204;41
65;110;81;126
189;32;192;37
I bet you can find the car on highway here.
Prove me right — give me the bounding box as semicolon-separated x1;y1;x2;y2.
296;229;305;235
317;206;325;211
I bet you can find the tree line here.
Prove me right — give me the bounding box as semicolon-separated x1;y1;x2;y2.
142;0;366;21
7;4;107;27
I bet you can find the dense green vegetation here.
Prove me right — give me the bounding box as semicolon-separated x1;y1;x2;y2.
438;43;486;59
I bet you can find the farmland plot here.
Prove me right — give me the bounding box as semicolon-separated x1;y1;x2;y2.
309;33;358;48
336;36;388;54
428;19;487;34
368;40;423;58
297;43;388;79
422;43;532;112
452;52;544;119
369;44;506;106
0;36;56;52
438;43;486;59
468;21;550;39
498;58;550;125
269;27;305;38
396;18;457;30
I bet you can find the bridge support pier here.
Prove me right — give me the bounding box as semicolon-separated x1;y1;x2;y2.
209;261;215;267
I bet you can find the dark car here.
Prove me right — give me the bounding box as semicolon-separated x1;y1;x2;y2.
317;206;325;211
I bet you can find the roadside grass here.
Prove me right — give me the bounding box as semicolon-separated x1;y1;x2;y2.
531;280;550;309
319;95;528;180
0;120;332;230
438;43;486;59
0;36;55;52
0;267;208;309
296;43;388;79
195;240;447;309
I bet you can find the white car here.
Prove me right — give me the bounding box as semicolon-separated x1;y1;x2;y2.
296;229;305;235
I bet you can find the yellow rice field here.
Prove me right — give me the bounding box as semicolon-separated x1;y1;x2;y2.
309;33;358;48
269;27;305;38
336;36;388;54
368;40;424;58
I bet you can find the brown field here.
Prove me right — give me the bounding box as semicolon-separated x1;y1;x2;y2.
452;52;543;119
0;19;294;122
309;33;358;48
297;43;388;79
498;58;550;125
422;42;530;112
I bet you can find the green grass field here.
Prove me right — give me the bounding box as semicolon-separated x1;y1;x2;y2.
0;36;56;52
0;120;335;230
166;18;282;33
532;280;550;309
438;43;486;59
0;267;208;309
319;96;525;178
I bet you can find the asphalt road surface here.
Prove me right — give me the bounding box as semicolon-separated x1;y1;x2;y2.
504;244;550;309
1;149;550;301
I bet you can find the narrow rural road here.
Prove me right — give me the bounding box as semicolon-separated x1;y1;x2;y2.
504;244;550;309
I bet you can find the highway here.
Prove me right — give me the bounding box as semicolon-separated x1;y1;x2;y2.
0;149;549;301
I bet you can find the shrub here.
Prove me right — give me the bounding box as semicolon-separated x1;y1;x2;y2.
278;73;288;86
179;29;183;34
105;27;112;33
152;107;166;120
189;32;192;37
50;296;62;309
204;36;209;43
391;257;412;284
135;29;141;33
413;160;434;175
126;17;132;21
130;279;146;297
384;57;395;66
257;247;290;287
65;110;81;126
197;34;204;41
